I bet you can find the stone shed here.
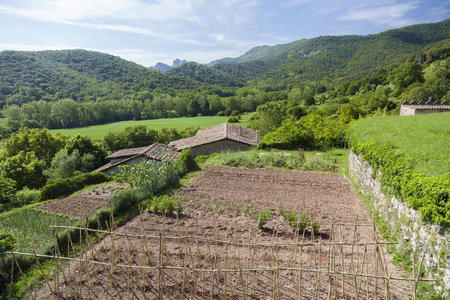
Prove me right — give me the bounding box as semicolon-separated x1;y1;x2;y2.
94;143;180;175
399;98;450;116
168;123;260;157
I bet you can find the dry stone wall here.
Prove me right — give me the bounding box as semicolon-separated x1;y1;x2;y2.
349;150;450;296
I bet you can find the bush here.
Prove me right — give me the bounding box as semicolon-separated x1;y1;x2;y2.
0;232;16;253
227;116;239;123
216;111;225;116
9;188;40;208
38;172;109;201
173;149;198;174
353;141;450;228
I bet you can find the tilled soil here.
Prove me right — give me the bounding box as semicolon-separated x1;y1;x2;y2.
37;182;129;218
35;167;408;299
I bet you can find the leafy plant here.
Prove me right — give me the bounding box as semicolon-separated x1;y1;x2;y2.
310;215;321;235
255;209;272;229
146;195;183;215
0;232;16;254
284;210;309;233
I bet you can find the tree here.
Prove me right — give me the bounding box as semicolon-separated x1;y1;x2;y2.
339;104;359;123
392;62;424;95
43;149;95;180
64;134;106;169
249;100;288;136
1;151;47;189
1;127;67;165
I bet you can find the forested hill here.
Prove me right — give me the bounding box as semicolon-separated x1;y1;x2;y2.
0;49;206;105
197;19;450;82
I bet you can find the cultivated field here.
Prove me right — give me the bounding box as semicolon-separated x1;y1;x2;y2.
37;182;129;218
33;167;413;299
48;114;252;140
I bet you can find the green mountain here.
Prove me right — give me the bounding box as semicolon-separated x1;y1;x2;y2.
203;19;450;81
0;49;205;107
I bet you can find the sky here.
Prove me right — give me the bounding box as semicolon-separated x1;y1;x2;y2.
0;0;449;67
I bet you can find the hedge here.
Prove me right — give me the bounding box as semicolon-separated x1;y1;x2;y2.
38;172;109;202
352;141;450;229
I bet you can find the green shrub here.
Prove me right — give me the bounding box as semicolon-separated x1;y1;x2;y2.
173;149;198;174
38;172;109;201
0;232;16;254
255;210;272;229
227;116;239;123
195;155;210;164
352;141;450;228
9;188;40;208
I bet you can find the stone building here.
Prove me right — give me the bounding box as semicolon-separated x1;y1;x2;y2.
168;123;260;157
399;98;450;116
94;143;180;175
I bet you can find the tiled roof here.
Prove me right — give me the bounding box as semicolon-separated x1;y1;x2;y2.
95;143;180;173
168;123;259;151
143;142;180;162
106;146;151;160
401;105;450;110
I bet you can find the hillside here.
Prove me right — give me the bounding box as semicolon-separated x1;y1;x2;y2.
203;19;450;82
0;49;206;106
348;113;450;176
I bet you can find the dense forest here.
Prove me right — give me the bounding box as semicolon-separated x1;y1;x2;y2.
1;19;450;209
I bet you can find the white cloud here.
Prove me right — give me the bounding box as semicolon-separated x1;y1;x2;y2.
210;34;225;42
338;1;418;26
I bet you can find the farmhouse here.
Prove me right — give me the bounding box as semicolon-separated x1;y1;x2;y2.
94;142;180;175
399;98;450;116
168;123;260;157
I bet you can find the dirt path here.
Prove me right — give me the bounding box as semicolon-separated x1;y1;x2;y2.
35;167;408;299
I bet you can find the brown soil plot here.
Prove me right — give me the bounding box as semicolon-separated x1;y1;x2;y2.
34;167;411;299
37;182;129;218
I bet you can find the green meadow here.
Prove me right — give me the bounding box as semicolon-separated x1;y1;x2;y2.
348;112;450;176
49;114;252;140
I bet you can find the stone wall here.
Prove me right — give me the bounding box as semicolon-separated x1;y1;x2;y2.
190;139;254;157
349;150;450;296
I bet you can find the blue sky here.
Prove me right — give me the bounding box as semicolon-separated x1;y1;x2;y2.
0;0;449;67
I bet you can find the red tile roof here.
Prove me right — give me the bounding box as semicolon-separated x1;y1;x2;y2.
168;123;259;151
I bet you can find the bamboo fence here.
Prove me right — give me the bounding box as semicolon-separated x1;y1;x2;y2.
3;211;435;300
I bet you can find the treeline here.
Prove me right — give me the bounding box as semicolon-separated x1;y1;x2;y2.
1;89;288;134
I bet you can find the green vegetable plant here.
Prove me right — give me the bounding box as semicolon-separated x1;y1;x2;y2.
255;209;272;229
146;195;183;215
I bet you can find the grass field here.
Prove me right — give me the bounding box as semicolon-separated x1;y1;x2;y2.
0;204;74;254
348;112;450;176
49;114;252;140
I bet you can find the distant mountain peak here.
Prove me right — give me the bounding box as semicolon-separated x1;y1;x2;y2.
150;59;189;72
